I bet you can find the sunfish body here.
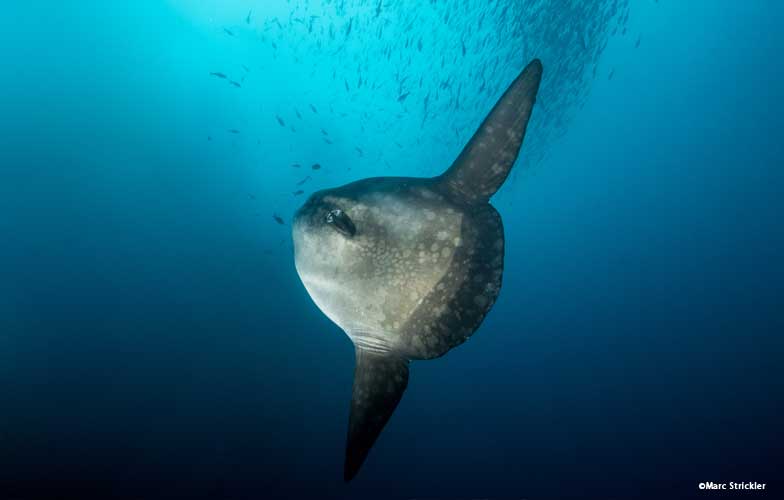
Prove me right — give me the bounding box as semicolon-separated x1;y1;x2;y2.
292;59;543;481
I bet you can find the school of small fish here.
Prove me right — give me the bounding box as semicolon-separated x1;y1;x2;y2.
205;0;637;238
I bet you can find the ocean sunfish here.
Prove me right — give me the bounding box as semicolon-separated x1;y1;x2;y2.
292;59;543;481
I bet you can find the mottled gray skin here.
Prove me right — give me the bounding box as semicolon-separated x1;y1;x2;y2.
292;59;543;481
294;177;503;359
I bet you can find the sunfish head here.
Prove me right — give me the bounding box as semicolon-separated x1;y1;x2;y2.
292;177;464;356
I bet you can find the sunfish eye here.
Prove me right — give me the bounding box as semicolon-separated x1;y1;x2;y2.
325;208;356;237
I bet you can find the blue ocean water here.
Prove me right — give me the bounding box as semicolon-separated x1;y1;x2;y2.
1;1;782;499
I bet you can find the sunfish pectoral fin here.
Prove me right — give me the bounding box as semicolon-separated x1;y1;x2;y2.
344;348;409;481
435;58;543;204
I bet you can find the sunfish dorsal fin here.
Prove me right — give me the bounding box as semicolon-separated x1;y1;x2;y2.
344;348;409;481
435;59;543;204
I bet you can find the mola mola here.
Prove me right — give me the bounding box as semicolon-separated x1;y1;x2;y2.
292;59;543;481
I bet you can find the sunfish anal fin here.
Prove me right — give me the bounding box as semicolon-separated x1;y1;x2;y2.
344;348;409;481
435;58;543;204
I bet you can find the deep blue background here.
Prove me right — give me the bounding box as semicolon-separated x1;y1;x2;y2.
1;1;782;499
